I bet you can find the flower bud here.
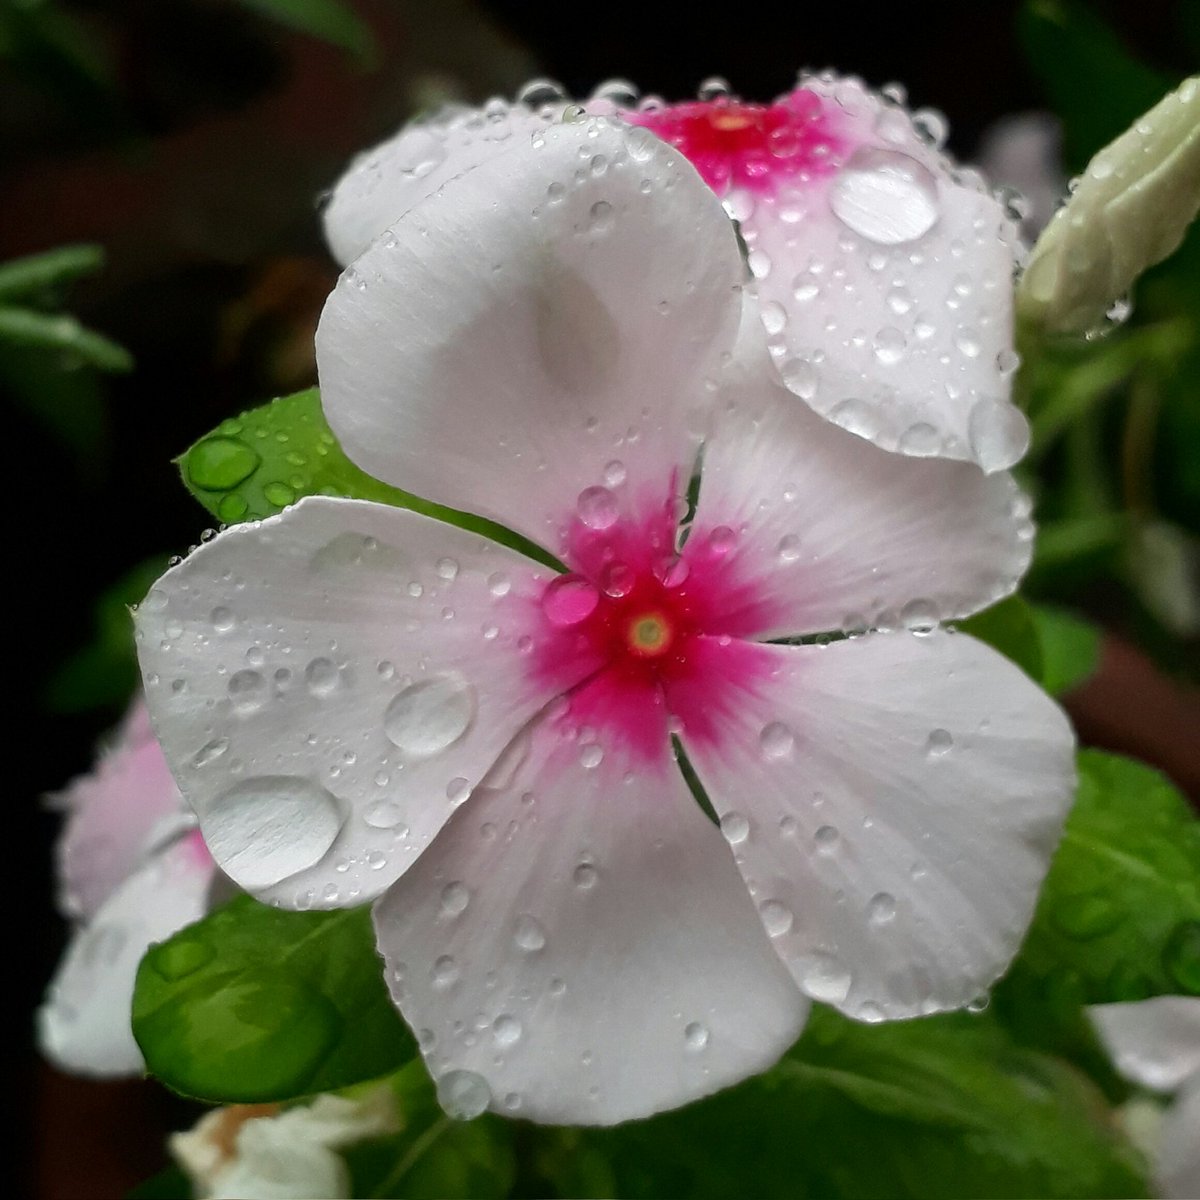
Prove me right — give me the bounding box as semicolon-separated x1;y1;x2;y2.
1018;76;1200;335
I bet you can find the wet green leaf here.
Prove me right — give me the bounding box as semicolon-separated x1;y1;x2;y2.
535;1007;1148;1198
1018;750;1200;1003
133;895;415;1102
1030;603;1102;696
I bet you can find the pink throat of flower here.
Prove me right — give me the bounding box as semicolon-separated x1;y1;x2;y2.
528;492;782;764
627;89;846;195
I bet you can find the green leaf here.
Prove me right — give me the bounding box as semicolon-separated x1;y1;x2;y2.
1019;0;1173;170
344;1062;515;1199
958;595;1044;683
44;556;168;714
179;387;557;566
535;1008;1147;1199
133;895;415;1103
1030;604;1103;696
0;305;131;371
1018;750;1200;1003
235;0;376;61
0;243;105;304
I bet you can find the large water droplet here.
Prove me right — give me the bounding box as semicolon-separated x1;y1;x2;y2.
431;955;460;989
493;1014;523;1048
759;899;794;937
867;892;897;925
514;914;547;952
720;812;750;845
542;575;600;626
684;1021;710;1051
206;776;343;889
760;722;795;761
440;881;471;917
186;437;261;490
437;1069;492;1120
577;485;619;530
384;674;476;758
830;148;939;245
801;953;852;1003
925;729;953;758
967;397;1029;472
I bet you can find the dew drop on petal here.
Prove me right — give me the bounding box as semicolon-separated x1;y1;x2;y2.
801;953;853;1003
759;722;795;761
493;1015;523;1048
573;862;598;890
206;776;343;889
684;1022;710;1051
436;557;460;581
364;800;407;830
720;812;750;845
384;674;476;758
542;576;600;626
830;148;939;245
577;485;619;530
759;899;794;937
228;669;266;713
514;914;547;952
304;657;339;696
867;892;897;925
776;534;802;563
925;728;953;758
440;881;471;917
579;743;604;770
603;459;627;488
431;955;460;989
814;824;839;854
436;1069;492;1120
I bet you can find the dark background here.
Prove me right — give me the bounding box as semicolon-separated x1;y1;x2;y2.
7;2;1195;1196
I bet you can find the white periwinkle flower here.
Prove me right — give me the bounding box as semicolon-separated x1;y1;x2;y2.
1019;74;1200;335
171;1088;397;1200
1091;996;1200;1198
137;117;1074;1124
324;73;1030;472
39;701;220;1076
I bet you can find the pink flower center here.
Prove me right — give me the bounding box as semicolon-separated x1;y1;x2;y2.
627;90;847;195
529;486;784;763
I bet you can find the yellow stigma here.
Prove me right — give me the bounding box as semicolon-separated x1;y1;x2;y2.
627;611;672;657
710;111;754;133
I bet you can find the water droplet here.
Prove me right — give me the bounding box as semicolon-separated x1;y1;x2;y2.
514;914;547;952
601;562;634;598
384;674;476;758
588;200;614;233
364;800;406;830
305;657;339;696
829;398;880;440
486;572;511;598
776;534;802;563
867;892;897;925
898;422;941;455
228;669;266;713
579;743;604;770
191;737;229;769
707;526;736;556
493;1014;522;1048
542;575;600;626
577;485;619;530
759;899;794;937
207;776;343;889
147;934;215;981
518;78;566;107
437;1069;492;1120
901;598;939;633
801;953;852;1003
684;1021;710;1051
436;557;459;581
966;993;990;1014
720;812;750;845
431;955;460;989
573;862;598;890
602;459;627;488
760;722;795;761
440;881;471;917
814;825;839;854
210;606;235;632
872;326;907;365
925;729;953;758
186;437;260;491
967;397;1029;473
830;148;939;245
446;777;472;806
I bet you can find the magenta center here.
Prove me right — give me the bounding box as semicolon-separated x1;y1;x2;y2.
627;90;846;194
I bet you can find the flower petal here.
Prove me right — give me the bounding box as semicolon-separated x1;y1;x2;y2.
136;496;586;908
323;103;551;267
56;700;188;920
1161;1076;1200;1200
742;78;1026;470
685;330;1031;639
372;677;808;1125
39;834;216;1076
1090;997;1200;1093
676;630;1075;1019
316;117;743;554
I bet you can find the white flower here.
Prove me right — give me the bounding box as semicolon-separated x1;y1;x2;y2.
137;117;1073;1124
39;701;221;1076
171;1088;397;1200
323;75;1028;471
1091;996;1200;1198
1019;74;1200;335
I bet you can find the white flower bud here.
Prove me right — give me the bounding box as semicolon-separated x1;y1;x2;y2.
1018;76;1200;335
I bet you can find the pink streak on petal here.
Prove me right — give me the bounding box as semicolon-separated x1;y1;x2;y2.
628;90;851;197
57;700;188;920
553;667;674;771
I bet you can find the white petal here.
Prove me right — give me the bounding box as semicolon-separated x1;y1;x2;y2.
323;103;551;267
678;630;1075;1019
136;496;584;908
56;700;188;920
743;78;1026;470
1090;997;1200;1092
689;330;1031;639
1161;1076;1200;1200
39;834;216;1076
317;117;743;554
373;686;808;1125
